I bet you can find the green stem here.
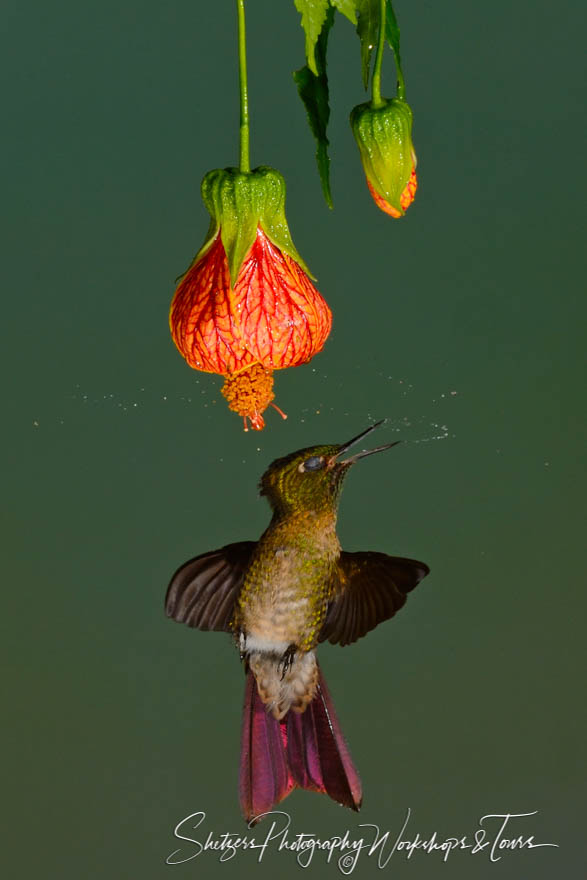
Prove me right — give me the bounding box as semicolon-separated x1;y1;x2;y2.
371;0;387;109
237;0;250;173
395;22;406;98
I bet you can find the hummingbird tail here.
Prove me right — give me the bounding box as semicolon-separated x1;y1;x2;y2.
239;665;362;823
239;668;295;823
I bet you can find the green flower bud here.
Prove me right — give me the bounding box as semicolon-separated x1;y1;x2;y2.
350;98;417;217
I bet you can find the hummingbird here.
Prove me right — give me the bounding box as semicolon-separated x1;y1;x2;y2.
165;421;429;823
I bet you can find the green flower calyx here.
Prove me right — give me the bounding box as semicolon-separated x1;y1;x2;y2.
194;166;314;287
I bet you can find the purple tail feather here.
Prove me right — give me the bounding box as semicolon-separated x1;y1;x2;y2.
239;664;362;823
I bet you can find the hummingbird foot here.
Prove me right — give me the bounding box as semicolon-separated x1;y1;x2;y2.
278;644;298;681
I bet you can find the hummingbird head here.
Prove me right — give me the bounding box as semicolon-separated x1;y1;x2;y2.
259;421;399;516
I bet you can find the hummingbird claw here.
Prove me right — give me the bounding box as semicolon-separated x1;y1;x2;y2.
278;644;297;680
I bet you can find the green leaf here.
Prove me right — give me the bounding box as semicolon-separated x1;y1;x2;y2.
356;0;379;90
294;0;330;76
385;0;405;93
385;0;401;61
331;0;357;25
293;6;335;208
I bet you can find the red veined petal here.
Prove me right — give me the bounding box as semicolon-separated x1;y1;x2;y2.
170;234;256;375
232;229;332;369
367;166;418;218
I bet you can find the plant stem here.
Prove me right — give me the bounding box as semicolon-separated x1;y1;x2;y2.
395;16;406;99
237;0;250;173
371;0;387;109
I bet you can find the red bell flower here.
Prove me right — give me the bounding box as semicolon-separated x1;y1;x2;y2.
170;167;332;430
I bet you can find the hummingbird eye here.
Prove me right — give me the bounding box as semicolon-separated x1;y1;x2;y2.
301;455;325;472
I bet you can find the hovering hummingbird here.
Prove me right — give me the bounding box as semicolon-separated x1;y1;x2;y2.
165;421;429;823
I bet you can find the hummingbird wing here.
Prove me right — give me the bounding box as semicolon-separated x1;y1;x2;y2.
165;541;256;632
319;551;430;646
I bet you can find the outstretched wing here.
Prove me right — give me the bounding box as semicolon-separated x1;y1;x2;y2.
165;541;257;632
319;551;430;647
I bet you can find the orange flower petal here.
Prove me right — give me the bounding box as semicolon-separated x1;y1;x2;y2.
170;234;256;375
367;166;418;218
233;229;332;370
400;166;418;211
170;228;331;375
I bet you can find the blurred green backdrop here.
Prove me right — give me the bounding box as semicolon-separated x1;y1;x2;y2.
3;0;586;877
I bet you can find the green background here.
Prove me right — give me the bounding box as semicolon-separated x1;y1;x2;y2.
3;0;585;876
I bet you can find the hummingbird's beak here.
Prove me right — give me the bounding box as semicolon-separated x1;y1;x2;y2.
333;420;401;465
